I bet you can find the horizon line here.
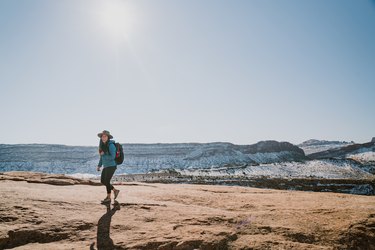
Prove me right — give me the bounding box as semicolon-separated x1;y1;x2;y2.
0;138;369;148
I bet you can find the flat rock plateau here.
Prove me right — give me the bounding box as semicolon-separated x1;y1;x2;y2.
0;172;374;250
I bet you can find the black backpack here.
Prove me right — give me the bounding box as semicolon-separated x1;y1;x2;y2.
114;142;124;165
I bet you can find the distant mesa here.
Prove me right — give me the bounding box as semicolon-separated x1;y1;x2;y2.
307;140;375;160
298;139;355;155
298;139;353;147
245;140;304;155
182;140;306;163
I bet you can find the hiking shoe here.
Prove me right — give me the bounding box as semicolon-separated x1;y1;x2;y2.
101;197;111;204
114;189;120;200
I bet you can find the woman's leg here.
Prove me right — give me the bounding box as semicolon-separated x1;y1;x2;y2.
100;169;106;187
101;167;117;195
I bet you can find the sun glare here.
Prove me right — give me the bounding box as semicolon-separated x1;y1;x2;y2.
95;0;137;39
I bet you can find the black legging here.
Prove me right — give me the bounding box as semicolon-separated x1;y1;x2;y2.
101;166;117;194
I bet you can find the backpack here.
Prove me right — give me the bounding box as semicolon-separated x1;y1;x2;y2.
114;142;124;165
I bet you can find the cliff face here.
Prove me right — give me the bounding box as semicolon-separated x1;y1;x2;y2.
1;172;374;250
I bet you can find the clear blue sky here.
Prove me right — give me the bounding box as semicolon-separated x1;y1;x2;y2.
1;0;374;146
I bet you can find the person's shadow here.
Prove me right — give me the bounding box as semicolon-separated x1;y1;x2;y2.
90;200;121;250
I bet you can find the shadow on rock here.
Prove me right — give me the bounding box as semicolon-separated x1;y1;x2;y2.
90;200;121;250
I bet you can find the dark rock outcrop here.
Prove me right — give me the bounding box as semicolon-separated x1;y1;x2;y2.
339;213;375;249
238;140;305;155
1;221;94;249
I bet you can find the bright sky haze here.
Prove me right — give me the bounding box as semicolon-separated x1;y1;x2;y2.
1;0;374;146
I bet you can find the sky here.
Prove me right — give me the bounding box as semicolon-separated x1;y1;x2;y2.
1;0;374;146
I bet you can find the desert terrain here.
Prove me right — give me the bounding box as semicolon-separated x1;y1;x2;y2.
0;172;374;249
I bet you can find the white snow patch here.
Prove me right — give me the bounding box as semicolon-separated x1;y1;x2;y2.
67;173;99;179
347;151;375;163
248;151;293;163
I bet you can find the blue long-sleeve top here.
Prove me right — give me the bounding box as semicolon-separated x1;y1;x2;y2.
98;140;117;168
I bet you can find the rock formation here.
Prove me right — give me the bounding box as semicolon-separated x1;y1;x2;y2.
307;141;375;159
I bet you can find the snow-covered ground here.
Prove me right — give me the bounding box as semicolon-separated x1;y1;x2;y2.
66;173;100;179
0;142;373;180
348;152;375;162
347;149;375;164
0;142;304;175
177;159;373;179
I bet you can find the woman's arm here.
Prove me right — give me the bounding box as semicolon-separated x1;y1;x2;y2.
98;155;102;167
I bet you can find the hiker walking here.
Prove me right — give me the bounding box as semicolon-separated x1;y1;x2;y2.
97;130;120;203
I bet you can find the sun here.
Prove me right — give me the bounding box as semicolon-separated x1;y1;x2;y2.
95;0;137;40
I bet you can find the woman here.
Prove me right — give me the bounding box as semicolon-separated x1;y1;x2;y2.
97;130;120;203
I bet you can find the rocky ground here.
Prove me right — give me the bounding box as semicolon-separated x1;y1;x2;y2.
0;172;375;249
